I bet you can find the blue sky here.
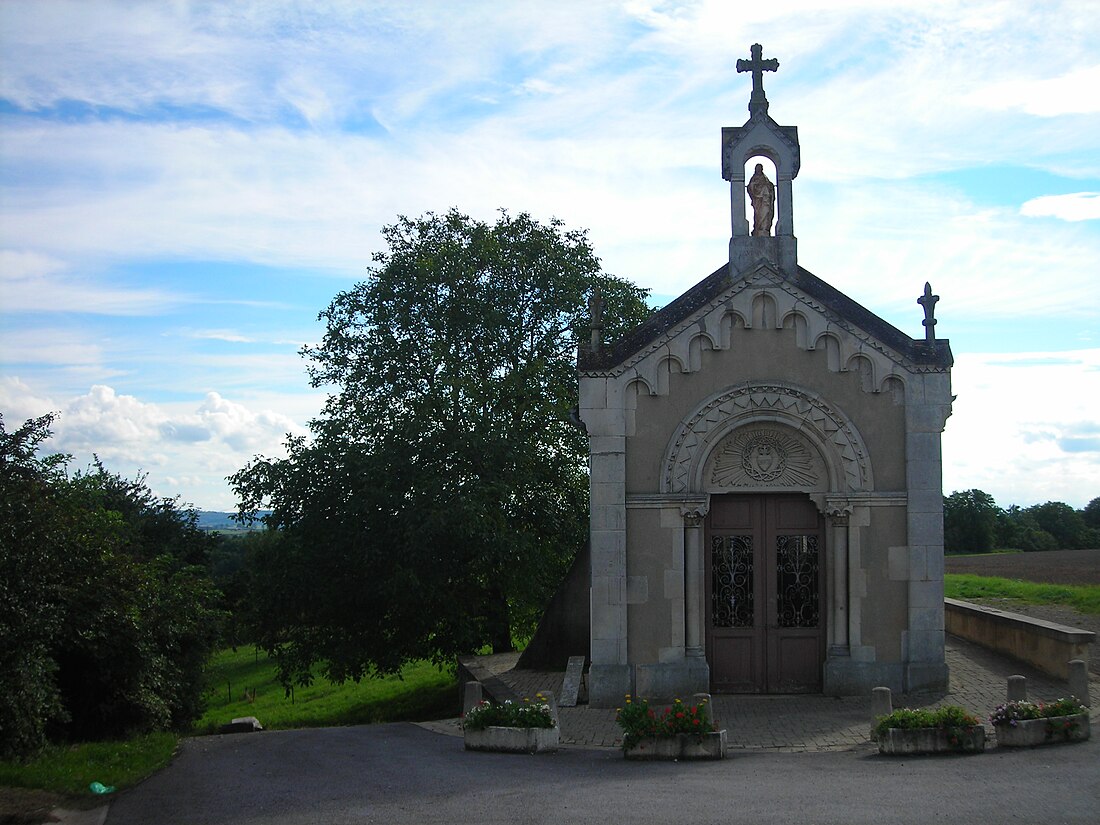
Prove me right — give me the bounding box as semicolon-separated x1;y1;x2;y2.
2;0;1098;511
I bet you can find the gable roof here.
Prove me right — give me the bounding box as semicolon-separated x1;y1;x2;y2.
579;262;952;373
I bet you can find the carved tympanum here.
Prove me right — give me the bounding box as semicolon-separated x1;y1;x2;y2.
661;383;873;494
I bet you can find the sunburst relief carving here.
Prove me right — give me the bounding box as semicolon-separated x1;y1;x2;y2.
711;428;818;488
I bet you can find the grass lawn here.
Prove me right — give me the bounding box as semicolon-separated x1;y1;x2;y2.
944;573;1100;614
0;731;178;807
193;646;460;733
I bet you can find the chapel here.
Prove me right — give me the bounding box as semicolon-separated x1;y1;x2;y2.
578;45;954;706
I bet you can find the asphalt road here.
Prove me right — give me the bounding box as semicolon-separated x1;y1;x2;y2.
105;723;1100;825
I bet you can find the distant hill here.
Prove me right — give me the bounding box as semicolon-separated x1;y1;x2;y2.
196;510;269;532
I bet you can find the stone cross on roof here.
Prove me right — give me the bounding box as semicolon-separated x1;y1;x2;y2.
736;43;779;118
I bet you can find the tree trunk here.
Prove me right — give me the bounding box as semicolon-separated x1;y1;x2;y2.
487;586;513;653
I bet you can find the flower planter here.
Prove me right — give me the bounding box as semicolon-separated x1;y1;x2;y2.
624;729;727;760
995;713;1090;748
464;725;559;754
877;726;985;755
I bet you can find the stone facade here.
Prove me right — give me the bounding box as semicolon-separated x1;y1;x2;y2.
578;46;953;707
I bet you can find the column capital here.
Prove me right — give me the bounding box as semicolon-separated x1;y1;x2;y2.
825;499;852;526
680;501;710;527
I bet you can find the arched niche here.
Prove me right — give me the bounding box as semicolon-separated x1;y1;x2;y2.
744;155;778;237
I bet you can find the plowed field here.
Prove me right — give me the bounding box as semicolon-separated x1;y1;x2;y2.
945;548;1100;586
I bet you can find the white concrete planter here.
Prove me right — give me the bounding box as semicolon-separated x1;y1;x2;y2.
464;725;559;754
624;730;727;760
995;713;1090;748
878;726;985;755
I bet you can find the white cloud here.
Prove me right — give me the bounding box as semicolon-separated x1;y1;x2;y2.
186;329;256;343
942;349;1100;508
0;327;109;369
789;181;1100;325
1;246;183;315
1020;192;1100;222
3;0;1099;511
0;376;58;424
0;249;66;281
5;115;1093;325
3;1;1098;305
968;65;1100;117
0;379;314;510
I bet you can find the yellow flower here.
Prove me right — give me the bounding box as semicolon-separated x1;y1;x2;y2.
674;698;682;704
625;699;631;704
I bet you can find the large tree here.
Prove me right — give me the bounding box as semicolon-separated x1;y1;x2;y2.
231;209;651;686
1026;501;1088;550
943;489;1000;554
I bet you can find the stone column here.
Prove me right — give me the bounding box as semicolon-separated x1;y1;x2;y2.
827;507;850;653
580;375;631;708
902;370;953;693
681;503;709;658
776;174;794;236
730;173;749;237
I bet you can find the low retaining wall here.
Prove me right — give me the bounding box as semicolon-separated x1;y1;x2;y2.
456;656;520;706
945;598;1094;680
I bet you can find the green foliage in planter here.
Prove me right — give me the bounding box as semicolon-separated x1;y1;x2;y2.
873;705;981;738
990;697;1087;727
463;696;555;731
615;695;716;750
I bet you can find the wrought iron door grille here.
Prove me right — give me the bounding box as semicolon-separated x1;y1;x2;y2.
776;535;819;628
711;535;754;627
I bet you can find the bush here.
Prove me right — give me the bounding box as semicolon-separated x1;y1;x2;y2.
873;705;980;738
989;697;1087;727
615;695;716;750
0;413;225;758
462;697;555;731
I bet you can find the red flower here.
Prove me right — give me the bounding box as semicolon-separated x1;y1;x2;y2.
676;712;685;719
693;718;700;726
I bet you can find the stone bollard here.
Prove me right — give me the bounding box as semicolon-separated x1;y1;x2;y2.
871;686;892;728
693;692;715;728
540;690;561;727
1068;660;1090;708
463;681;484;716
1007;675;1027;702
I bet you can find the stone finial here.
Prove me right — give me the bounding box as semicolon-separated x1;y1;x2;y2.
917;282;939;343
588;286;604;351
736;43;779;118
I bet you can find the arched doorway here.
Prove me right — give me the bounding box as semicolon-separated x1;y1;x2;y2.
706;493;825;693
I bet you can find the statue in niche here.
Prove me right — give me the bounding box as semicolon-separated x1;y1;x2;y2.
747;163;775;236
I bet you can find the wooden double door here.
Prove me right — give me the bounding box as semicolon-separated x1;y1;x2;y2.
706;494;825;693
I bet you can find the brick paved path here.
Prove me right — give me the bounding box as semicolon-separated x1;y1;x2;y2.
425;635;1099;752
